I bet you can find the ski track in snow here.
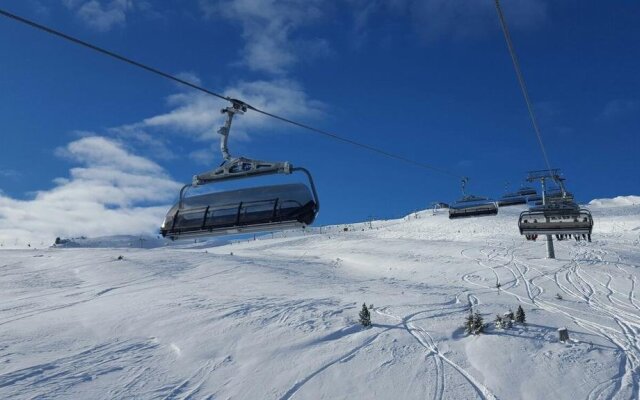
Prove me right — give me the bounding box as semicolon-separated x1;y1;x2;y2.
460;231;640;399
0;339;159;398
278;328;388;400
376;307;497;400
159;356;231;400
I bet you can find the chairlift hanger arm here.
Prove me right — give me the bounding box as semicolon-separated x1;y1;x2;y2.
218;102;247;161
292;167;320;214
192;102;292;186
461;177;469;197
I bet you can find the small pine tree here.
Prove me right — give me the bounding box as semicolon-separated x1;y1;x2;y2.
465;311;475;334
515;305;526;324
494;315;504;329
359;303;371;327
473;312;484;334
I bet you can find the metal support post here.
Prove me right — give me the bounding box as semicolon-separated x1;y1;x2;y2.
541;178;555;259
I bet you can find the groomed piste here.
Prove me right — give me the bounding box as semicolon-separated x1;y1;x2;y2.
1;198;639;399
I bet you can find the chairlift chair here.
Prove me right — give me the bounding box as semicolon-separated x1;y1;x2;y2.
533;190;574;206
518;202;593;242
498;185;538;207
519;171;593;242
516;186;537;197
498;193;528;207
161;100;320;240
449;178;499;219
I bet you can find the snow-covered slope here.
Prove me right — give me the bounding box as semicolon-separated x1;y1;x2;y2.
1;198;639;399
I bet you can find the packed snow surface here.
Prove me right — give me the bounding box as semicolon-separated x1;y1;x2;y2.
1;199;640;399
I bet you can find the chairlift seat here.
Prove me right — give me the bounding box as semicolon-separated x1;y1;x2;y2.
518;207;593;236
449;196;498;219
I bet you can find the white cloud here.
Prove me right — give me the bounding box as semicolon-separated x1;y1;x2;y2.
140;92;221;140
0;136;181;248
189;145;218;166
108;125;177;161
224;79;326;128
349;0;381;48
199;0;328;75
134;79;325;142
63;0;133;32
56;136;161;173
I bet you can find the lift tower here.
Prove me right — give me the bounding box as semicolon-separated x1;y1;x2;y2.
525;169;565;259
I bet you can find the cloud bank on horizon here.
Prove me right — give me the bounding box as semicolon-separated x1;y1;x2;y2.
0;136;180;247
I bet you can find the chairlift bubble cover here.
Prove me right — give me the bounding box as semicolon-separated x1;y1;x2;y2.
161;183;318;240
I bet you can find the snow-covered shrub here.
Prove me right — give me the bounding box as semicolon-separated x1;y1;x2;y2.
505;309;514;322
501;313;513;329
515;305;526;324
465;311;484;335
359;303;371;327
465;311;475;334
473;312;484;334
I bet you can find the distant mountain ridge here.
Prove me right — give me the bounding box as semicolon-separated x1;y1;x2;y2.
52;235;166;249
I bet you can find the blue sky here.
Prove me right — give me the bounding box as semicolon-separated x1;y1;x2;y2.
0;0;639;244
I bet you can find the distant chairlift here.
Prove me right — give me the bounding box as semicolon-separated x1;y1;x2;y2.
449;178;499;219
498;184;539;207
517;170;593;242
532;176;573;206
161;100;320;240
